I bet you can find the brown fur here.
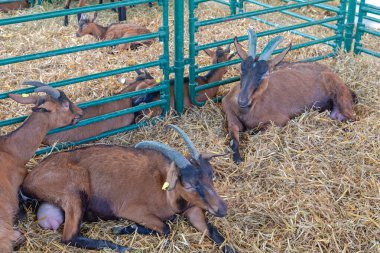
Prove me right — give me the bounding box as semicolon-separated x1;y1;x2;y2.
0;0;28;12
138;46;235;117
42;74;155;145
222;41;356;163
76;13;154;51
22;140;233;252
0;91;82;252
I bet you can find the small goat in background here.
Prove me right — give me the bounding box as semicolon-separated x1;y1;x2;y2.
76;12;154;51
0;82;82;252
0;0;28;12
43;70;157;145
222;29;357;164
22;125;235;253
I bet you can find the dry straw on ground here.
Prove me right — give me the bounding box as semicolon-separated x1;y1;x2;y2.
0;0;379;252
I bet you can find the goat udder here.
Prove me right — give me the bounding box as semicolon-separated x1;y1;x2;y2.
37;203;64;231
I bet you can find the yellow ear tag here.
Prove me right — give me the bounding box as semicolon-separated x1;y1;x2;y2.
155;78;161;84
21;94;29;97
162;182;169;190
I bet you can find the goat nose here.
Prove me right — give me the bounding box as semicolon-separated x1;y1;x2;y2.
213;200;227;217
75;32;80;37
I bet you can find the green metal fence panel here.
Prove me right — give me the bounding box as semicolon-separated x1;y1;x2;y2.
0;0;171;154
187;0;347;107
353;0;380;57
1;0;377;154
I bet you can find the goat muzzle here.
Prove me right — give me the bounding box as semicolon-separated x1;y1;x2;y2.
209;199;228;217
237;95;251;108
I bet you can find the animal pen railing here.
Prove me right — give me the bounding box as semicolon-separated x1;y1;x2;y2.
0;0;170;154
0;0;378;154
353;0;380;57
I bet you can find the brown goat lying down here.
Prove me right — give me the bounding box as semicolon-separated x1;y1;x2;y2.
222;29;357;164
43;70;156;145
133;45;236;117
22;125;235;253
0;0;28;12
0;82;82;252
76;12;154;51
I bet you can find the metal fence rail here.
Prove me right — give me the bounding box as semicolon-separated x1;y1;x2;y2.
0;0;378;154
0;0;170;154
354;0;380;57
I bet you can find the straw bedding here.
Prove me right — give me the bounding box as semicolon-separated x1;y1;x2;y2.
0;0;379;252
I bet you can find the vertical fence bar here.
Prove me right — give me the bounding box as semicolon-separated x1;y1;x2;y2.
354;0;365;54
335;0;347;52
189;0;198;107
230;0;237;15
344;0;357;52
238;0;244;13
174;0;185;114
160;0;170;114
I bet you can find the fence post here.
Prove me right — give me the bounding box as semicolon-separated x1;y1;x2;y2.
335;0;347;53
344;0;357;52
354;0;365;54
174;0;185;114
230;0;237;15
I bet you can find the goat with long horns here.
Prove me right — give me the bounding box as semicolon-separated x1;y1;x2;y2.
22;125;235;252
222;29;357;164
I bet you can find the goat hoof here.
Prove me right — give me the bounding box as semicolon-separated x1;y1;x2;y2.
232;155;243;165
222;245;237;253
12;230;25;251
112;225;136;235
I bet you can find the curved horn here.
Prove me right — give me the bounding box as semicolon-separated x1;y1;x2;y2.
167;124;200;160
259;36;284;61
22;81;48;87
34;86;61;99
135;141;191;169
247;29;257;58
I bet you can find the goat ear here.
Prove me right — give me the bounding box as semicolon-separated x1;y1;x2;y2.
203;49;214;57
165;162;179;191
91;12;98;22
8;94;39;105
32;101;54;112
234;37;248;60
70;103;84;117
268;43;292;69
201;152;230;161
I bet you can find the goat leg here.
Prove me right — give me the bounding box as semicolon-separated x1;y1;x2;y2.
63;5;69;26
229;124;242;164
66;236;132;253
322;72;356;121
113;223;169;236
184;207;236;253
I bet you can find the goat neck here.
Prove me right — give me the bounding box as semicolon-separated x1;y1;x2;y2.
92;23;108;40
2;112;50;165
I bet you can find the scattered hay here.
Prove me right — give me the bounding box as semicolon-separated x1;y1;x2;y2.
0;1;379;252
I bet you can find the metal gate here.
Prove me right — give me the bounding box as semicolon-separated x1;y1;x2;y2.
0;0;170;154
0;0;378;154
